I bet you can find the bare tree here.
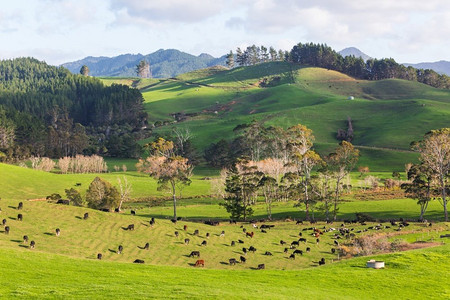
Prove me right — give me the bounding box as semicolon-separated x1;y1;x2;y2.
117;176;132;212
413;128;450;221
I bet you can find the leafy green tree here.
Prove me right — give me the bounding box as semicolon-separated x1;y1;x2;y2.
226;50;234;68
80;65;89;76
86;177;120;210
65;188;84;207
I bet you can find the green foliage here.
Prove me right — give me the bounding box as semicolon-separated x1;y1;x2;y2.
65;188;84;207
80;65;89;76
85;177;120;210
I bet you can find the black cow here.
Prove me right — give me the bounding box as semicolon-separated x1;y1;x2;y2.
189;251;200;258
144;243;149;250
83;213;89;220
57;199;70;205
299;238;307;243
75;183;82;186
291;241;299;246
206;233;210;238
17;214;23;221
238;239;244;244
30;240;35;249
280;240;286;245
175;231;179;237
133;259;145;264
261;229;267;233
298;232;303;237
318;258;325;265
194;229;200;236
284;247;289;254
100;208;110;212
264;251;273;256
149;220;155;227
117;245;123;254
242;228;247;233
296;220;303;225
18;202;23;210
4;226;9;234
257;264;265;270
331;248;336;254
97;253;102;260
316;238;320;244
201;240;207;246
229;258;237;265
293;249;303;255
2;219;6;225
127;224;135;230
240;256;246;263
334;240;339;246
306;247;311;252
23;235;29;243
231;241;235;246
289;254;295;260
242;247;247;255
56;228;61;236
184;238;190;245
220;231;225;237
151;217;155;223
131;210;136;216
248;246;257;253
171;219;177;224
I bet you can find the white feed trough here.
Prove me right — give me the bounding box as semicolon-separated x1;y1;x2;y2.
347;96;355;100
367;259;385;269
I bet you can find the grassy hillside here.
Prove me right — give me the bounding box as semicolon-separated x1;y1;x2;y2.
101;62;449;171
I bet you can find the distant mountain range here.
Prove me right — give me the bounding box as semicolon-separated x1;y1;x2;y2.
61;47;450;78
61;49;227;78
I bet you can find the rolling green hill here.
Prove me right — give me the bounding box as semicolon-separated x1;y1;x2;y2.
101;62;450;171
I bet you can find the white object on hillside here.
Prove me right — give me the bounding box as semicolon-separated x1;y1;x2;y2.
367;259;385;269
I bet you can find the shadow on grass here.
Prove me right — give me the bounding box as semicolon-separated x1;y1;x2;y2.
10;239;22;243
75;216;82;220
18;245;29;249
108;249;117;253
44;232;54;236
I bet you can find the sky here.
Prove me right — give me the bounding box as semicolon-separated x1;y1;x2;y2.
0;0;449;65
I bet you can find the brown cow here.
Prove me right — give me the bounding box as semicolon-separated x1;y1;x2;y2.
194;259;205;267
246;232;254;238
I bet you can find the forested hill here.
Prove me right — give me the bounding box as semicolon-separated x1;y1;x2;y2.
62;49;227;78
0;58;148;160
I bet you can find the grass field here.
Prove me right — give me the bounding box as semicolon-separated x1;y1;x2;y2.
101;62;450;172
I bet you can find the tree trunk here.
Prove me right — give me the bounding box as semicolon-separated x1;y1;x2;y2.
333;177;341;221
441;176;448;222
171;181;177;220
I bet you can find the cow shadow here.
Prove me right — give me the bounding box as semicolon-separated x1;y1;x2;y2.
8;206;17;209
75;216;82;220
8;217;16;220
174;241;184;245
121;227;129;230
222;243;230;247
44;232;54;236
182;254;191;258
108;249;117;253
141;223;149;227
219;261;228;265
232;251;242;255
10;239;22;243
187;263;196;267
18;245;29;248
137;246;148;250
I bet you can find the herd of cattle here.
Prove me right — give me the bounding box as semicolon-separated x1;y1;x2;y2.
0;200;433;270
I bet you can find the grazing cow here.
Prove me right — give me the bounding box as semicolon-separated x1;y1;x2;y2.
252;223;258;229
289;254;295;260
284;248;289;254
189;251;200;258
17;214;23;221
261;229;267;233
133;259;145;264
293;249;303;255
318;258;325;265
144;242;149;250
242;228;247;233
206;233;210;238
334;240;339;246
264;251;273;256
2;219;6;225
23;235;28;243
298;238;307;243
306;247;311;252
240;256;246;263
298;232;303;237
151;217;155;223
127;224;135;231
194;260;204;267
242;247;247;255
290;245;297;250
131;210;136;216
257;264;265;270
331;248;336;254
229;220;237;224
316;238;320;244
75;183;82;186
280;240;286;245
238;239;244;244
18;202;23;210
117;245;123;254
201;240;207;246
229;258;237;265
246;232;254;238
97;253;102;260
171;219;177;224
149;220;155;227
114;208;120;213
175;231;179;237
57;199;70;205
56;228;60;236
220;231;225;237
296;220;303;225
4;226;9;234
183;225;188;231
30;240;35;249
248;246;257;253
231;241;235;246
291;241;299;246
184;238;190;245
194;229;199;236
100;208;110;212
83;213;89;220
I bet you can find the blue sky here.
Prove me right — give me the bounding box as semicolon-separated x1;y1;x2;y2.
0;0;449;65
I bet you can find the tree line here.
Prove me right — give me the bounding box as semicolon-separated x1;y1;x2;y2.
228;43;450;89
0;58;149;161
